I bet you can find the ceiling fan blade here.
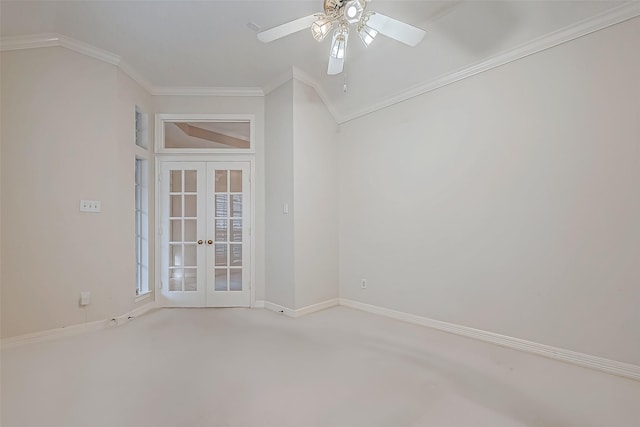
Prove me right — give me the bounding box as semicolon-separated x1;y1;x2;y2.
327;55;344;75
257;14;318;43
366;12;425;47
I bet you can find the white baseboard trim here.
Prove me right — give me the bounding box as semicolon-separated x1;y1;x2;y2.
339;299;640;382
1;302;157;349
295;298;340;317
261;301;296;317
258;298;340;318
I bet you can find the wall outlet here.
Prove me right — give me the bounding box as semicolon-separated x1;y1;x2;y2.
80;200;101;213
361;279;367;289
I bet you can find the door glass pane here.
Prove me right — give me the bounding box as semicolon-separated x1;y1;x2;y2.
170;245;182;267
215;244;227;266
170;195;182;217
184;220;197;242
184;170;197;192
215;269;227;291
184;269;197;291
215;220;228;242
230;195;242;217
230;170;242;192
215;170;227;192
184;195;197;217
215;194;228;217
165;163;248;302
230;244;242;266
170;220;182;242
170;170;182;192
184;244;197;267
230;219;242;242
169;269;182;291
229;269;242;291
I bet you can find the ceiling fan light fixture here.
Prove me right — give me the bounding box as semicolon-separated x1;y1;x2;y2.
311;14;333;42
358;26;377;47
330;27;349;59
344;0;364;24
357;13;377;47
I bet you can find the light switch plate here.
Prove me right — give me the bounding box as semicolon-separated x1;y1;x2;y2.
80;200;101;212
80;291;91;306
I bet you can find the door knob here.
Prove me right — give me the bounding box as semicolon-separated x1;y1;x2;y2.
197;240;203;245
207;240;213;245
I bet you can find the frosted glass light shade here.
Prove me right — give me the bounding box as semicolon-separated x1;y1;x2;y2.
330;27;349;59
311;15;333;42
358;25;377;47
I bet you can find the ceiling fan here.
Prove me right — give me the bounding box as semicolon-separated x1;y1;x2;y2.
257;0;426;75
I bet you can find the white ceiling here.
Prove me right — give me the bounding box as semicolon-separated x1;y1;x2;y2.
1;1;637;121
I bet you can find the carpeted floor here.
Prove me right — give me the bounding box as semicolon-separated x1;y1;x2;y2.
2;306;639;426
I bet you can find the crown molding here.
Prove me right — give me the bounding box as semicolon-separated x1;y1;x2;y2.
2;1;639;121
338;1;640;123
1;33;119;64
291;66;340;122
150;86;263;97
0;33;61;51
0;33;262;98
261;68;294;95
0;32;154;92
261;67;340;123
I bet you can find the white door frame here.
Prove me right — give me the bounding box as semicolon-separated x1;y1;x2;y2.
155;154;256;308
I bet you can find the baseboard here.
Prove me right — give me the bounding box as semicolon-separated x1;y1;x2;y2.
294;298;340;317
258;298;340;318
1;302;157;349
261;301;297;317
339;299;640;382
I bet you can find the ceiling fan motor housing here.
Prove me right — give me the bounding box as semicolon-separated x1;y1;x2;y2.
324;0;366;22
323;0;345;16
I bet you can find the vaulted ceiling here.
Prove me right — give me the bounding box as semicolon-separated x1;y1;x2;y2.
1;1;638;122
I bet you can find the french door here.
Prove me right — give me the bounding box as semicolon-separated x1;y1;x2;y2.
159;161;251;307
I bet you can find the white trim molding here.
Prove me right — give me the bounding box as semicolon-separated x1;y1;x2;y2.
151;86;263;97
2;1;639;123
339;299;640;382
258;298;340;318
261;66;340;124
0;33;154;93
1;302;157;349
338;1;640;123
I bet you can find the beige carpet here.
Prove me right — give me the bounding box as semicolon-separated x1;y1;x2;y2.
2;306;639;426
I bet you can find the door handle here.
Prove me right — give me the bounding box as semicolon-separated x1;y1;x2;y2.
197;240;204;245
207;240;213;245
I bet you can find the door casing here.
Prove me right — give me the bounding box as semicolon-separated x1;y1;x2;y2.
155;155;256;308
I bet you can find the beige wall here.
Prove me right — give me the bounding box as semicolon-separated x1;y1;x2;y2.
292;80;339;309
264;81;295;308
264;79;340;310
1;47;153;337
0;46;266;338
338;17;640;365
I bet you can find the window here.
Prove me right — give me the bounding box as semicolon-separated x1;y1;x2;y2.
135;106;148;149
155;114;255;153
135;158;149;296
135;105;150;298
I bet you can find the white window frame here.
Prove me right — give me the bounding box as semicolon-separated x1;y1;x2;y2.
155;113;255;154
135;105;151;301
135;105;149;149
